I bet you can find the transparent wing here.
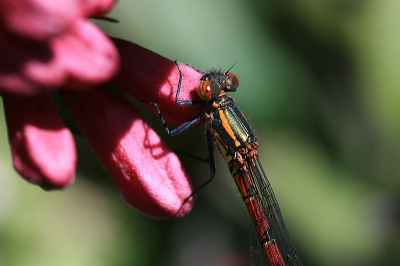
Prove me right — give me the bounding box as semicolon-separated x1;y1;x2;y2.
247;157;303;266
250;222;269;266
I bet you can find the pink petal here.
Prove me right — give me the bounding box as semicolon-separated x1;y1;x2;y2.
112;38;205;126
81;0;117;18
46;20;120;88
2;91;77;189
0;20;119;95
62;86;193;218
0;0;116;40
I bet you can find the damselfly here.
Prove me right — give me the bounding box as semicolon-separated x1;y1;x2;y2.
152;61;302;266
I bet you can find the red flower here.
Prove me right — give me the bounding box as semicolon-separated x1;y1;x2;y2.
0;0;118;94
0;1;205;217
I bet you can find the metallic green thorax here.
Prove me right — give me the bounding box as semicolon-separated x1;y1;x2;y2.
207;95;258;173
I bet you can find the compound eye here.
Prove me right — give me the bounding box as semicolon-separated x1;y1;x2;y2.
198;80;212;100
227;72;239;87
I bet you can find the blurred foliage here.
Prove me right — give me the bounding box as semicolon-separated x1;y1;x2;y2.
2;0;400;265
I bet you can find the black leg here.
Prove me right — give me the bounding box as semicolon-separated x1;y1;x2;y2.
145;61;209;136
174;129;217;217
175;150;209;164
174;60;206;106
149;101;205;136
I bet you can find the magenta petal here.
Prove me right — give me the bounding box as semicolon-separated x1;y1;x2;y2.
0;0;116;40
112;38;204;126
0;20;119;95
0;0;81;40
2;91;77;189
48;20;120;88
62;87;194;218
80;0;117;17
0;0;119;95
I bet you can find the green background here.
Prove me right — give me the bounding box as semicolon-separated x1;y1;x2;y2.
2;0;400;265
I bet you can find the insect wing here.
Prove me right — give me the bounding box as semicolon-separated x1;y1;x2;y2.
250;222;270;266
248;158;302;265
